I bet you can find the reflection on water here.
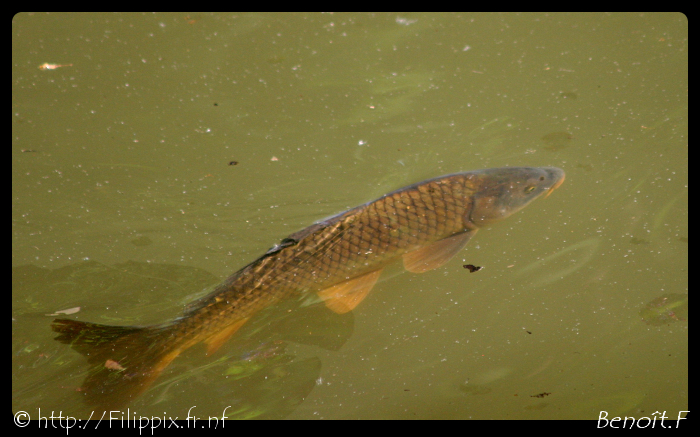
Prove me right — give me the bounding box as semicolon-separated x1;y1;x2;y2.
516;237;601;289
639;294;688;326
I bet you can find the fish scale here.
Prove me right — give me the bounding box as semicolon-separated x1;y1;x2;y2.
186;175;472;326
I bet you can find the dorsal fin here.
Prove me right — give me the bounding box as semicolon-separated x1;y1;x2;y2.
402;230;476;273
317;269;383;314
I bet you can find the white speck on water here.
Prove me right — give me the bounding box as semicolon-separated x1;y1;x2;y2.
396;17;417;26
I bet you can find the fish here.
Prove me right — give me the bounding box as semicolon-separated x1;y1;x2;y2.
52;166;564;409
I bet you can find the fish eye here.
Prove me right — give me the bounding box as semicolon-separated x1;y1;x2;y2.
524;186;536;193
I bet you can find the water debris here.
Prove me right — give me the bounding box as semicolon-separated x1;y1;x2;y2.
558;92;578;100
46;307;81;317
530;392;551;398
395;17;418;26
640;294;688;326
104;359;125;371
38;63;73;70
463;264;483;273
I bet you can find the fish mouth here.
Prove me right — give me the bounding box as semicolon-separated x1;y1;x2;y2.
543;168;565;198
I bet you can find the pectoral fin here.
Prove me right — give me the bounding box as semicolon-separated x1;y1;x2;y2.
204;318;249;355
318;269;383;314
402;230;476;273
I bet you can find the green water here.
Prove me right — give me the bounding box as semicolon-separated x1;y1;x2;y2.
13;12;687;420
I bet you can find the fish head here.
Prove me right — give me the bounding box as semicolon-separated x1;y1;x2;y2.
468;167;565;227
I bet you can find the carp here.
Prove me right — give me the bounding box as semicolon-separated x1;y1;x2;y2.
52;166;565;408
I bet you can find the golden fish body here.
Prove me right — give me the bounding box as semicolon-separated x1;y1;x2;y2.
52;166;564;408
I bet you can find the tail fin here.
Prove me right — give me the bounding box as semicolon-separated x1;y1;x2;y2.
52;319;181;410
